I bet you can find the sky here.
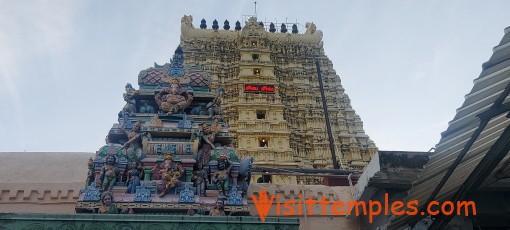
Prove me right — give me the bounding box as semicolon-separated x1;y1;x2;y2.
1;0;509;153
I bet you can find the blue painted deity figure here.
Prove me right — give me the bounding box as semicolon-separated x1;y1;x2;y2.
190;103;207;115
126;162;142;194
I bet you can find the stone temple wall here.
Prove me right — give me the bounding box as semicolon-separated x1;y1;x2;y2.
247;183;359;230
0;152;93;213
0;152;358;229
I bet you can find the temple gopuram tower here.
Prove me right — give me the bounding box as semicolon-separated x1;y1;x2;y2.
180;16;377;177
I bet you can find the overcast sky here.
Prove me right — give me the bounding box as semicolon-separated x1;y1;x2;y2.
1;0;509;153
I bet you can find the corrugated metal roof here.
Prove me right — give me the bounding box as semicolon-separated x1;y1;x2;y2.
389;27;510;229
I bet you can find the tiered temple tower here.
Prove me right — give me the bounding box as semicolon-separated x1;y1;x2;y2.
76;45;254;215
180;16;377;176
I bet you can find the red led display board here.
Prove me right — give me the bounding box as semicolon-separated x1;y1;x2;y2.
244;84;275;93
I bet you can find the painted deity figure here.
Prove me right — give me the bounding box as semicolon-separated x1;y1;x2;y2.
206;89;224;120
122;83;138;116
212;155;232;196
192;163;208;197
162;152;174;173
158;170;182;198
139;100;155;114
125;162;142;194
98;192;118;214
122;120;144;165
176;162;185;177
197;123;216;166
190;102;207;115
152;163;162;181
85;157;95;187
209;117;222;133
209;199;226;216
157;154;184;198
98;192;133;214
155;78;193;115
147;114;163;127
98;155;120;192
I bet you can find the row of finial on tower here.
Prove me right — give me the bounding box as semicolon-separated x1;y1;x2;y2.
199;19;299;34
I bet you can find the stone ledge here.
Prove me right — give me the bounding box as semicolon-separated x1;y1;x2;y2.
0;213;299;229
0;213;297;223
248;184;354;201
0;183;82;202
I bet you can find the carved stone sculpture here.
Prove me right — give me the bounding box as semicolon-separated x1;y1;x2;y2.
305;22;316;35
181;15;194;42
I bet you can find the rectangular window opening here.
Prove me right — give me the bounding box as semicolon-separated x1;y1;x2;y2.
256;111;266;119
258;136;270;147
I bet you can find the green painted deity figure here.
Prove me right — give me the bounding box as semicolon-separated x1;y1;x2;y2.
212;155;232;196
98;155;120;192
122;120;144;164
